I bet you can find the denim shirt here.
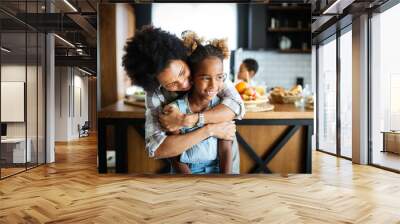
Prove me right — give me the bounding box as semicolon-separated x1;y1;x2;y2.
173;94;220;164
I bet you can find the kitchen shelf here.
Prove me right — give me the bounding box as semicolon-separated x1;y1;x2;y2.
265;4;311;51
267;27;311;32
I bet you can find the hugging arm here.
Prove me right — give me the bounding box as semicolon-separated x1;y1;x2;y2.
145;92;236;159
154;122;236;159
203;78;246;124
159;79;245;131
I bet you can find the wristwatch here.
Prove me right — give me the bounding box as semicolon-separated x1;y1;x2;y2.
196;112;205;127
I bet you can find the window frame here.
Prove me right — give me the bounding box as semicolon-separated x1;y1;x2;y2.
367;1;400;173
315;23;353;161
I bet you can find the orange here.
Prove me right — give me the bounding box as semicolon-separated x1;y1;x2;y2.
244;87;256;97
235;81;248;94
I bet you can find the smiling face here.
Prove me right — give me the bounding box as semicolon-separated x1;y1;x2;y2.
157;60;192;92
192;57;225;101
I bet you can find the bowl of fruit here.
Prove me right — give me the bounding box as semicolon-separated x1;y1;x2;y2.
235;81;269;106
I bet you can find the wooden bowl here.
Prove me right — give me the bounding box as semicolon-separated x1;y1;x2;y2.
282;95;302;104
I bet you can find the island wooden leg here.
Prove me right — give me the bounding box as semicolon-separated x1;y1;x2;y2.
98;118;107;173
236;133;268;173
131;123;171;173
305;124;313;173
115;121;128;173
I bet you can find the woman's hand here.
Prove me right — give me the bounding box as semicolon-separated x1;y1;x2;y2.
159;104;187;132
206;121;236;140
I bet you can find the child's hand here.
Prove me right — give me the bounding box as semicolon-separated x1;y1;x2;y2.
162;104;178;114
206;121;236;140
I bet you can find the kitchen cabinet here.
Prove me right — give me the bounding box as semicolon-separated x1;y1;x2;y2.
98;101;313;174
241;3;311;53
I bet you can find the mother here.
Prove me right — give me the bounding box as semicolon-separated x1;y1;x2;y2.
122;26;245;174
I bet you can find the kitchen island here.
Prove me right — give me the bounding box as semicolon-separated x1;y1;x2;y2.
98;100;313;174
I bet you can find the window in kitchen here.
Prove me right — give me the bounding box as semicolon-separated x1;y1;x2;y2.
151;3;237;50
151;3;237;75
370;3;400;171
339;28;352;159
317;36;337;155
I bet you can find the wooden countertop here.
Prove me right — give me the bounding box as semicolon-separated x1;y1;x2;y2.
244;104;313;119
99;100;146;119
98;100;314;120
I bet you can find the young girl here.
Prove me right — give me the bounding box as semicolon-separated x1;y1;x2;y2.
168;32;233;174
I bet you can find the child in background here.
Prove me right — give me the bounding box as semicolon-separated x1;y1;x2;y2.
237;58;259;83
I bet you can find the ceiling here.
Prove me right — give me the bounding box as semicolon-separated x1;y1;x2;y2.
0;0;98;74
311;0;390;42
7;0;384;74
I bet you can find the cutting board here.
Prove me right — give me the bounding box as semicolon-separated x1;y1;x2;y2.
245;103;275;112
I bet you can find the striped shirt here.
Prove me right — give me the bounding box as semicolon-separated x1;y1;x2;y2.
144;78;245;157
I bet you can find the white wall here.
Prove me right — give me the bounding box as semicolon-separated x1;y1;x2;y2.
55;67;68;141
72;73;89;138
1;66;26;138
1;82;25;122
1;65;35;137
54;67;89;141
1;63;46;164
116;4;134;101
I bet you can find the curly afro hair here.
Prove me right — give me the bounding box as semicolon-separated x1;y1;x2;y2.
182;31;229;74
122;26;189;92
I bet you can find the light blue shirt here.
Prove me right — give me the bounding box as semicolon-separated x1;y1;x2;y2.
173;94;220;164
144;78;244;158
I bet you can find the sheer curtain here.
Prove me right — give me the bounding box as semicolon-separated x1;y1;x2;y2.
317;38;337;154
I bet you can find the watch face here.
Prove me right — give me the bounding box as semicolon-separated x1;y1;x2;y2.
201;113;205;122
198;113;205;126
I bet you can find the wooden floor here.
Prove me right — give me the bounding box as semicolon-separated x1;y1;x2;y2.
1;135;400;223
372;150;400;171
1;163;46;178
1;167;26;178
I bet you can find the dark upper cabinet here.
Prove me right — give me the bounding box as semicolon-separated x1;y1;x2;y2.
248;4;267;50
238;3;311;53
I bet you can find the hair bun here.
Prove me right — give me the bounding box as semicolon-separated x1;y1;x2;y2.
181;30;204;55
208;38;230;59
